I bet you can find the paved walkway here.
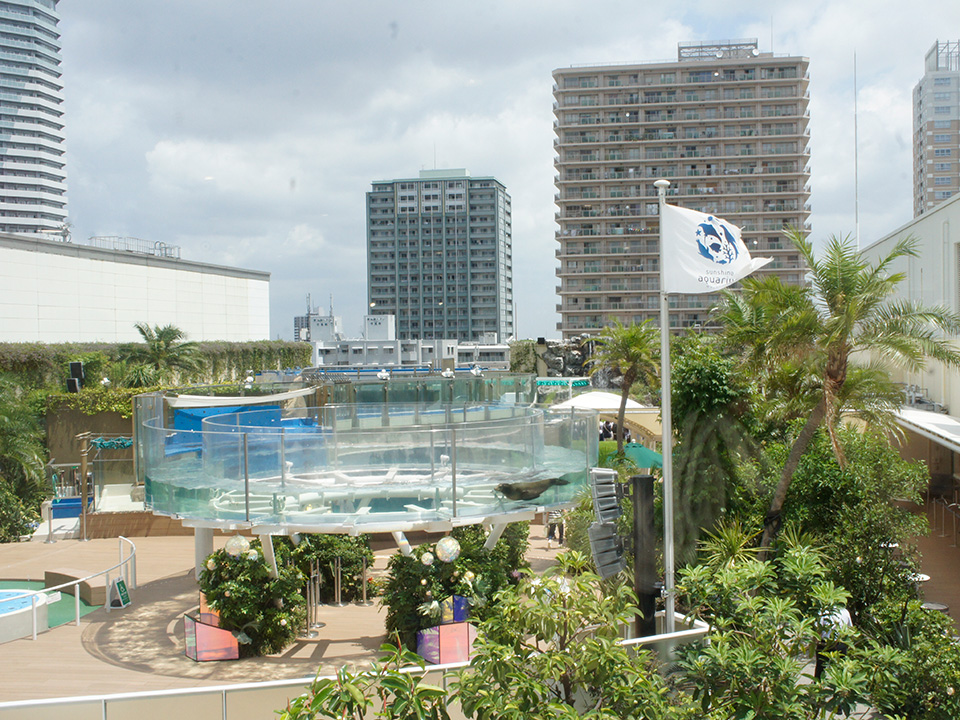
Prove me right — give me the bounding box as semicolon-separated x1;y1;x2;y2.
0;504;956;705
0;531;564;703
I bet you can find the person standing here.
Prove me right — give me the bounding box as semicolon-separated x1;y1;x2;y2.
547;509;564;548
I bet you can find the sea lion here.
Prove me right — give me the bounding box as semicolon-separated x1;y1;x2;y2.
495;476;570;502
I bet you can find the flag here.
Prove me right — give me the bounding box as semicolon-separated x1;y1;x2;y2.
660;204;771;295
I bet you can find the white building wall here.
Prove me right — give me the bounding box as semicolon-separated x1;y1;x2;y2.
0;236;270;342
861;193;960;413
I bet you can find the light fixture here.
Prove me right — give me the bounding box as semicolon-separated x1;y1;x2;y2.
100;377;111;387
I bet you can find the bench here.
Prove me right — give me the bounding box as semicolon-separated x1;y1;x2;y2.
44;568;107;606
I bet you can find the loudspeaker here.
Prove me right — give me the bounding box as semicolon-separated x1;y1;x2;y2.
591;468;621;524
66;377;81;393
69;361;85;390
588;521;624;579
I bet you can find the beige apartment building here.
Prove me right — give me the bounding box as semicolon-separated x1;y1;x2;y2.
553;39;811;337
914;40;960;217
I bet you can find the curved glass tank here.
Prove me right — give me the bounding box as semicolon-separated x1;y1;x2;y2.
140;403;598;533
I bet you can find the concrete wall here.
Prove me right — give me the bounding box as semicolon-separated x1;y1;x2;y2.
45;407;132;466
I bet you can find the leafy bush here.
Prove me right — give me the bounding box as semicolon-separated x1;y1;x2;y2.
199;537;305;657
381;523;529;650
290;533;374;603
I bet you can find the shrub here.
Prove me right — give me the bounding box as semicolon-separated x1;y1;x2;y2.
290;533;374;603
381;523;529;650
199;537;305;657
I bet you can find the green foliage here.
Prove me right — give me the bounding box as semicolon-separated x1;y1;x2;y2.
281;642;451;720
44;385;154;418
381;524;529;650
677;542;869;720
198;537;305;657
671;338;759;565
0;374;47;541
0;336;312;400
455;551;690;719
855;599;960;720
290;534;374;603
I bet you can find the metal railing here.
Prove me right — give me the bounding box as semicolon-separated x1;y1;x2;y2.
0;612;708;720
1;537;136;642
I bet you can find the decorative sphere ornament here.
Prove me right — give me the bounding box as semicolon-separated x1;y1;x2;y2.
206;558;216;571
224;535;250;557
435;536;461;563
421;552;435;566
247;550;259;562
463;571;475;583
224;590;231;597
280;618;287;627
420;578;428;586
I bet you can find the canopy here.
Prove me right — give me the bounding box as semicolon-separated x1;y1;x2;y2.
623;442;663;469
552;391;662;442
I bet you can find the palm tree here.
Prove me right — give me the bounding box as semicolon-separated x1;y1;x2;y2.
119;323;203;386
0;374;46;503
587;320;659;454
717;232;960;553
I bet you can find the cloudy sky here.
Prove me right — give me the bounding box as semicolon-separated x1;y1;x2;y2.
57;1;960;340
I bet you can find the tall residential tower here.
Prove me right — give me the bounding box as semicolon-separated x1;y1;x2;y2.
913;40;959;217
0;0;67;236
553;39;810;337
366;169;513;342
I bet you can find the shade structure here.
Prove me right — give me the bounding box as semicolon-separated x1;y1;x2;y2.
623;442;662;469
552;391;662;443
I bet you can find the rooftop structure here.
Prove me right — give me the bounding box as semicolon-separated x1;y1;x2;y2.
367;169;514;343
553;39;811;336
0;0;68;236
913;40;960;216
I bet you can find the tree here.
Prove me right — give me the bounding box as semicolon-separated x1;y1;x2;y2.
588;320;659;454
454;551;687;719
0;374;46;540
717;233;960;552
118;323;202;386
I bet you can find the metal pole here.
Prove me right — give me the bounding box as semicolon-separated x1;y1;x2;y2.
654;178;676;633
75;591;80;626
358;557;373;606
280;427;286;493
79;435;90;542
633;474;657;638
243;434;250;523
451;429;458;518
335;557;343;606
31;594;37;640
44;499;56;544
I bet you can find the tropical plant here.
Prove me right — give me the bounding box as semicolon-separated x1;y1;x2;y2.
290;533;374;604
0;374;46;540
454;551;690;719
677;541;870;720
281;642;450;720
588;320;660;453
716;233;960;551
118;322;203;386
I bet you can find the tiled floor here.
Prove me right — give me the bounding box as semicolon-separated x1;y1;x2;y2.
0;514;954;705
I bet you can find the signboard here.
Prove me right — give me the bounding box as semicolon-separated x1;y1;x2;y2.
112;578;131;608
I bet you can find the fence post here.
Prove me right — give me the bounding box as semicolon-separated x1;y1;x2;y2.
243;434;250;523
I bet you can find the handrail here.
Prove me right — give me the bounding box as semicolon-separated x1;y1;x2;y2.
2;536;136;641
0;612;708;718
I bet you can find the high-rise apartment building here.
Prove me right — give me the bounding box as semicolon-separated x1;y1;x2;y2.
366;169;513;342
553;39;810;337
0;0;68;236
913;40;959;217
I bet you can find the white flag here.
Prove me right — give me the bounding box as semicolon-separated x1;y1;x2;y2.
660;204;771;295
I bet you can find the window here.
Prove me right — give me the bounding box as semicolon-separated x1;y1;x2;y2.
935;149;953;156
935;191;953;200
935;177;952;185
935;162;953;171
935;92;953;101
935;106;951;114
935;134;952;143
936;120;952;129
935;77;952;86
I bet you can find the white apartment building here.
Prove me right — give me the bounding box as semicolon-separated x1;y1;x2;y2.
554;39;810;337
914;40;960;217
0;0;68;236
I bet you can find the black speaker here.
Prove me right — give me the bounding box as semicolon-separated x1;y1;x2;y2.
66;377;81;393
69;361;85;389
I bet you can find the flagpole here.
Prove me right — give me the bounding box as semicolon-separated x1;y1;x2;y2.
654;178;675;633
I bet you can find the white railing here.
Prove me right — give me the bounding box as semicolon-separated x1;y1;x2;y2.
0;612;707;719
1;536;136;642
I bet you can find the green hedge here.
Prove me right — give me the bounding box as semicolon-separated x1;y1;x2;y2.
0;340;313;392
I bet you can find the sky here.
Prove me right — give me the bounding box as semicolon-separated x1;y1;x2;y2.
56;1;960;341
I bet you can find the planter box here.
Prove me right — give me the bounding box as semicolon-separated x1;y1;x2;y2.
439;595;470;624
417;621;477;664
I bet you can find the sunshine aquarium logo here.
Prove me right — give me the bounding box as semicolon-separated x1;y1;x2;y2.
695;216;740;265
